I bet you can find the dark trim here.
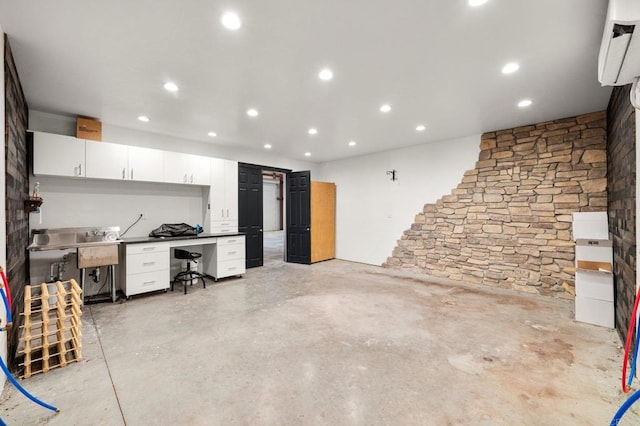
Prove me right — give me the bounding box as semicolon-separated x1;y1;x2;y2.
238;162;291;174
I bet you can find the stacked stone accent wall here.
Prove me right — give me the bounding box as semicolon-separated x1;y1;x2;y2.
384;111;607;297
4;34;29;366
607;85;636;340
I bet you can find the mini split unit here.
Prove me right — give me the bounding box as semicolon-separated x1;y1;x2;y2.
598;0;640;87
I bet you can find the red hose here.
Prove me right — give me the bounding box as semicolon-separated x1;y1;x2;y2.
0;269;11;311
622;286;640;393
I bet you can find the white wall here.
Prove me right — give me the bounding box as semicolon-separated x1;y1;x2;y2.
0;24;7;388
317;135;480;265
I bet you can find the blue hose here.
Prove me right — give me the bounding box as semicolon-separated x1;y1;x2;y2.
0;355;58;412
612;387;640;425
0;288;11;324
0;417;6;425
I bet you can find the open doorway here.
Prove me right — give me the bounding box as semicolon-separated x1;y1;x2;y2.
262;171;285;263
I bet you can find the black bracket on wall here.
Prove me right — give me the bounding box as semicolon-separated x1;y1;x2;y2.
386;169;398;181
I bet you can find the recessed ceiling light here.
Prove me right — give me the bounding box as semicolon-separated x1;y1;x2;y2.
308;128;318;135
138;115;150;122
221;11;242;30
208;131;217;137
468;0;488;6
501;62;520;74
416;124;426;132
518;99;533;108
318;68;334;81
380;104;392;113
247;108;259;117
163;82;179;92
304;152;311;157
264;144;272;149
348;141;357;147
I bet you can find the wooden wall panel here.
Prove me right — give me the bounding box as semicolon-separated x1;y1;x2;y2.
311;181;336;263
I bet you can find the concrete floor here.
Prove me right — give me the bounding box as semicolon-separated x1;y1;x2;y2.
1;257;639;425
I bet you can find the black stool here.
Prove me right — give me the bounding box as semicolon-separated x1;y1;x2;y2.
171;249;206;294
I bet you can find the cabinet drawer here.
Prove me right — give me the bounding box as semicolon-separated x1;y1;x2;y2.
217;236;245;246
216;259;246;278
126;270;169;296
127;242;169;255
127;251;169;274
216;243;244;261
211;221;238;234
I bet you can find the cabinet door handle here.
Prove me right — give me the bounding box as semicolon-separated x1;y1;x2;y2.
122;168;125;179
78;163;82;176
190;174;194;184
184;173;188;183
143;261;156;266
227;209;229;217
228;267;236;271
143;280;156;286
228;251;236;255
131;169;134;180
221;208;224;217
142;247;155;251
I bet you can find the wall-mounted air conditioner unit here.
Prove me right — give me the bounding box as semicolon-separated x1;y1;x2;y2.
598;0;640;86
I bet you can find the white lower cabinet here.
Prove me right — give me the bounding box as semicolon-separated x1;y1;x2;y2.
120;242;170;297
210;236;245;280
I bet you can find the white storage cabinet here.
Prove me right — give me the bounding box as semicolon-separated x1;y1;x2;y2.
163;152;211;185
210;236;245;280
120;242;170;298
32;131;85;177
209;159;238;233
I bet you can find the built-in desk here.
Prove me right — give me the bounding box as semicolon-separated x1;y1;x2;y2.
119;233;245;298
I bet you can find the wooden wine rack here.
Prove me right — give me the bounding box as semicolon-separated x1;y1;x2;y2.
17;280;83;378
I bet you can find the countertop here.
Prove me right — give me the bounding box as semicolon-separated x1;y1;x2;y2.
121;232;245;245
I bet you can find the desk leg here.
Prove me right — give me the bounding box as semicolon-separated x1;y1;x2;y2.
80;268;85;306
110;265;117;303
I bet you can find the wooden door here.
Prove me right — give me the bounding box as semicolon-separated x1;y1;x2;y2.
311;182;336;263
286;171;311;264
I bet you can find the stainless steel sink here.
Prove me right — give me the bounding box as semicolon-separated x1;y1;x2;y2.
28;227;121;251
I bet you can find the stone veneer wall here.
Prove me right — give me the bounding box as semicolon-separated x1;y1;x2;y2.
607;85;636;340
4;34;29;365
385;111;607;297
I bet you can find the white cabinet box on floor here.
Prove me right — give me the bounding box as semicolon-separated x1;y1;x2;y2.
575;239;613;264
572;212;609;240
575;296;615;328
573;238;614;328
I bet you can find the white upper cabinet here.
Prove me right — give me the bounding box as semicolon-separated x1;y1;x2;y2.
128;146;164;182
190;155;211;185
85;141;128;180
210;158;238;222
32;131;85;177
224;160;238;221
162;152;211;185
163;152;191;184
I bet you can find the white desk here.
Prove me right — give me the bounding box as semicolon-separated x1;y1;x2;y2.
119;234;245;298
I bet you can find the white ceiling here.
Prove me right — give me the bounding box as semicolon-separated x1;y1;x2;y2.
0;0;612;163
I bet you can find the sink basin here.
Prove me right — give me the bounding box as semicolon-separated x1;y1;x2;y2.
28;227;121;251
